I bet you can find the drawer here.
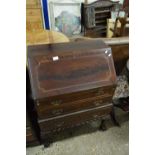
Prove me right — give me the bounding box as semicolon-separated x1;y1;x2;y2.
36;86;115;107
38;104;112;132
36;95;112;119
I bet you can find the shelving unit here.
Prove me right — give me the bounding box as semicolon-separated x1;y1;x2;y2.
82;0;116;38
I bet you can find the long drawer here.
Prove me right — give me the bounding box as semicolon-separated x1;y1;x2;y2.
38;104;112;132
36;86;115;107
36;95;113;119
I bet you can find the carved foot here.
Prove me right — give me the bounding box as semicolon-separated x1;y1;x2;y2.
110;108;120;127
100;120;107;131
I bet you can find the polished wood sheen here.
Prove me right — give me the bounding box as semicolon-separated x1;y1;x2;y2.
27;40;117;145
70;37;129;75
36;96;113;119
38;104;113;132
28;40;116;100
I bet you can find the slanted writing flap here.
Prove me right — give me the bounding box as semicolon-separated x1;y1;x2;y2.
27;40;116;100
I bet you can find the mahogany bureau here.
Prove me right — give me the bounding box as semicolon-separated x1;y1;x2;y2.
27;40;117;146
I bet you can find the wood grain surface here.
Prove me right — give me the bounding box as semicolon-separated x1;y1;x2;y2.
27;40;116;100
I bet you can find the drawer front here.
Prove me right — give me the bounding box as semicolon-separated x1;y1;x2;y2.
26;15;42;22
36;95;112;119
38;104;112;132
36;86;115;107
27;0;40;7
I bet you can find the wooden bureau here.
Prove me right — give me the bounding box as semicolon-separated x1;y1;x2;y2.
27;40;117;146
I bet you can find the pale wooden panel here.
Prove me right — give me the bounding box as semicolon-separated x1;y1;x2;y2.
26;0;41;8
26;8;43;32
27;30;69;45
26;9;42;17
26;21;43;32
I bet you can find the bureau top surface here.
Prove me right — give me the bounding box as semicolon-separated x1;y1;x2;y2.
27;40;116;100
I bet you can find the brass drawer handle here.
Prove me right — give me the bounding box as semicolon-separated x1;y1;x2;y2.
93;100;103;106
51;100;62;106
52;109;63;115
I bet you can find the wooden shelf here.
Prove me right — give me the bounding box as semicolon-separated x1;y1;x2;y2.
95;15;110;19
95;20;106;24
95;10;110;14
95;26;107;31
